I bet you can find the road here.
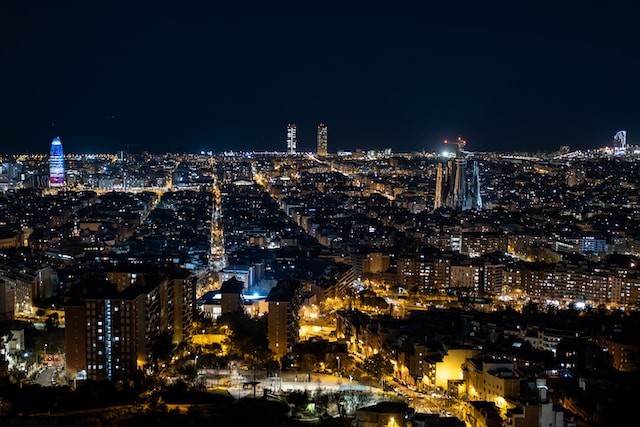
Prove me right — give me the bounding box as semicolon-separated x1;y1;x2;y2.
34;366;66;387
388;378;462;419
198;369;379;399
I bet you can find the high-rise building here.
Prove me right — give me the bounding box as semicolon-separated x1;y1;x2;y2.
433;137;482;212
286;124;297;154
65;284;147;381
49;136;65;188
266;277;302;359
65;269;195;381
317;123;328;157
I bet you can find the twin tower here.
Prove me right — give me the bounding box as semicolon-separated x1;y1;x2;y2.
434;137;482;211
286;123;328;156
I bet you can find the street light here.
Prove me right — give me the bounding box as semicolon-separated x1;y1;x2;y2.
336;356;341;375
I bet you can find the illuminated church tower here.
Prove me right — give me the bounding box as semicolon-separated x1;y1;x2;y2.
434;163;444;210
444;137;467;210
49;136;65;188
468;161;483;210
433;137;482;212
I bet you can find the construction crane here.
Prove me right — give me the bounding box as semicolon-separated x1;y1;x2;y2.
444;136;467;158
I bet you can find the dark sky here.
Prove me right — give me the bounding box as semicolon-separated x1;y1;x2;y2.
2;1;640;154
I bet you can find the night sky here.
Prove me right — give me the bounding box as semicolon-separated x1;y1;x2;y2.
2;1;640;154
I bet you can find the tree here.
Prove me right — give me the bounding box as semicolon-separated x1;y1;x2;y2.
151;332;174;367
362;353;392;380
522;301;540;317
204;342;222;354
299;353;318;376
217;311;270;364
45;313;59;331
176;362;197;383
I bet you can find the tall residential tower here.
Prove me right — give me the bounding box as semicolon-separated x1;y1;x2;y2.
286;124;297;154
317;123;328;157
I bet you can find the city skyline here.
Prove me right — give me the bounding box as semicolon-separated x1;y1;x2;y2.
1;128;639;423
2;2;640;154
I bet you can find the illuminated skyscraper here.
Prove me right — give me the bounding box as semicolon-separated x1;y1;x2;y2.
317;123;328;156
49;136;65;188
286;124;297;154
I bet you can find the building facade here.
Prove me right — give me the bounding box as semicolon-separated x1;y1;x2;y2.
65;269;195;381
65;286;147;381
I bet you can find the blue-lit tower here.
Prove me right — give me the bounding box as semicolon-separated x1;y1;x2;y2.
468;161;483;211
49;136;65;188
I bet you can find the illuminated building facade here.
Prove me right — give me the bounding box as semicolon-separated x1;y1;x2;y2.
287;123;297;154
317;123;327;156
434;163;444;210
65;291;146;381
434;137;482;211
462;355;521;402
267;277;302;359
65;271;195;381
49;136;65;188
